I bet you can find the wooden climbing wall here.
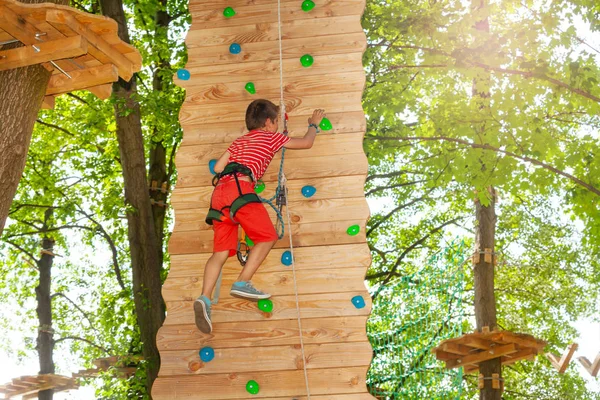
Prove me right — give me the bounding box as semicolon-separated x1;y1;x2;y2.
153;0;374;398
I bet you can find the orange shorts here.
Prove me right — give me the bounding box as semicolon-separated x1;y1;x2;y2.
210;180;278;256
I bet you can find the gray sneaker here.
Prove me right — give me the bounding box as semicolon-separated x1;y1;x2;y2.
194;296;212;334
230;281;271;300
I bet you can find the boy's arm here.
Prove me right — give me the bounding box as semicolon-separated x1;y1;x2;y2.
214;151;230;173
284;109;325;150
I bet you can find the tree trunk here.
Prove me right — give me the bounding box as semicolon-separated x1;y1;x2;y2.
0;0;67;235
471;1;501;399
37;209;56;400
148;0;173;264
99;0;165;395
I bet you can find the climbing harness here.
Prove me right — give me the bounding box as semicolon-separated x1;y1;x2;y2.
205;162;262;226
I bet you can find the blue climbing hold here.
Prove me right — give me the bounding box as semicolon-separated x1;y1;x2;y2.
229;43;242;54
199;347;215;362
301;185;316;198
209;159;217;175
281;250;293;266
351;295;365;309
177;69;190;80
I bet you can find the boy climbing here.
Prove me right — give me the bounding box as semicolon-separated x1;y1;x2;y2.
194;99;325;333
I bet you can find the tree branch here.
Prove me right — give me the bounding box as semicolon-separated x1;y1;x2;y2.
2;239;39;265
54;336;109;354
365;179;427;197
372;136;600;196
51;292;97;332
369;217;464;290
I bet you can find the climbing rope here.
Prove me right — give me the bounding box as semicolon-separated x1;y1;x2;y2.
274;0;310;396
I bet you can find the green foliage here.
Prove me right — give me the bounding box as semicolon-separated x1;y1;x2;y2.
363;0;600;397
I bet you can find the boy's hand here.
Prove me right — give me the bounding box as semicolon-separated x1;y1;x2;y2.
308;109;325;126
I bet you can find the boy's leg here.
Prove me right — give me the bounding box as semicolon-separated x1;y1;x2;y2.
194;251;229;334
202;250;230;298
230;198;278;300
236;240;275;282
195;208;237;333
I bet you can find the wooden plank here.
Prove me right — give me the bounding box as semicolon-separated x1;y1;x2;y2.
546;343;578;374
168;244;371;278
46;10;134;80
189;0;365;29
0;35;87;71
0;5;39;45
41;96;55;110
176;153;368;188
176;132;364;168
171;176;367;210
157;315;369;351
163;291;372;325
577;353;600;377
442;342;475;356
175;52;364;85
168;219;367;254
46;63;118;95
173;197;369;232
163;266;369;301
180;91;364;125
184;70;365;104
88;83;112;99
159;342;372;375
152;366;370;399
445;343;518;369
464;347;537;373
186;15;362;47
186;32;365;68
462;335;494;350
240;395;375;400
181;110;366;146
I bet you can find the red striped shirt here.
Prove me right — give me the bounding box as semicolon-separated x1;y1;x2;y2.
224;130;290;182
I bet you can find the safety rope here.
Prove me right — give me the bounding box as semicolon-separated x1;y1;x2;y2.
275;0;310;396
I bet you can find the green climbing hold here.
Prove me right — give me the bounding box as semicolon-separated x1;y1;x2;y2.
319;117;333;130
246;380;260;395
246;236;254;247
223;6;236;17
258;299;273;313
301;0;315;11
347;224;360;236
300;54;314;67
245;82;256;94
255;180;265;194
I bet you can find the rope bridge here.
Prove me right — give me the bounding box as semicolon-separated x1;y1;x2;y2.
367;240;468;399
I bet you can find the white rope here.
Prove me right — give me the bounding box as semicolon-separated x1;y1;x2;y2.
283;181;311;398
276;2;310;395
277;0;285;125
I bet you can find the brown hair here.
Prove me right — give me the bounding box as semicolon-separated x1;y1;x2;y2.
245;99;279;130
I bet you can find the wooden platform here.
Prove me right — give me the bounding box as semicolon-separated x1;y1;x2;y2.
0;374;78;399
433;327;546;373
71;355;141;379
152;0;373;398
0;0;141;108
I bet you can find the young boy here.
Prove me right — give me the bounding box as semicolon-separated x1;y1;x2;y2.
194;99;325;333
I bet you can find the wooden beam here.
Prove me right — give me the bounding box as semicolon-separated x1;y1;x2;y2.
445;343;518;370
442;342;475;356
46;10;134;81
0;5;39;45
88;83;112;99
0;35;87;71
546;343;578;374
577;353;600;377
41;95;55;109
46;63;118;96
